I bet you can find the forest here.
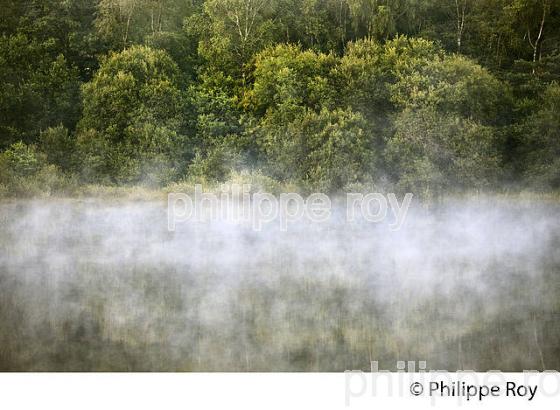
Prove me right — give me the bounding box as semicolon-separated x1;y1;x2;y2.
1;1;560;372
1;0;559;197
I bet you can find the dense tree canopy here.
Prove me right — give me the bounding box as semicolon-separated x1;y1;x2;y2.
1;0;560;196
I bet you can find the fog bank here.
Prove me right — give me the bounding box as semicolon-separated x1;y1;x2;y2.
0;198;559;371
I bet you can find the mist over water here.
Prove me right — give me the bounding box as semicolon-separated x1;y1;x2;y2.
1;198;559;371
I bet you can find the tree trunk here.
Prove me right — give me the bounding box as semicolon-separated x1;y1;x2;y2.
455;0;466;53
528;1;549;73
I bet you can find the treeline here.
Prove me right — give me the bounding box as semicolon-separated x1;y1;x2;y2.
1;0;559;197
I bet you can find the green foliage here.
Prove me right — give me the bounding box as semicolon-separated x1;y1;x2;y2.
348;0;396;39
76;122;186;185
256;107;375;191
0;34;82;149
188;142;245;182
190;74;244;147
520;82;560;189
78;45;187;184
250;44;338;116
0;141;75;197
336;38;390;116
336;36;441;117
391;54;512;125
196;0;278;73
2;0;560;196
386;108;501;195
80;45;183;137
144;30;199;83
95;0;198;51
39;125;77;173
2;142;42;177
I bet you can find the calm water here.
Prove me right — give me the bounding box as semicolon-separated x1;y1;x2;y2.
0;198;559;371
